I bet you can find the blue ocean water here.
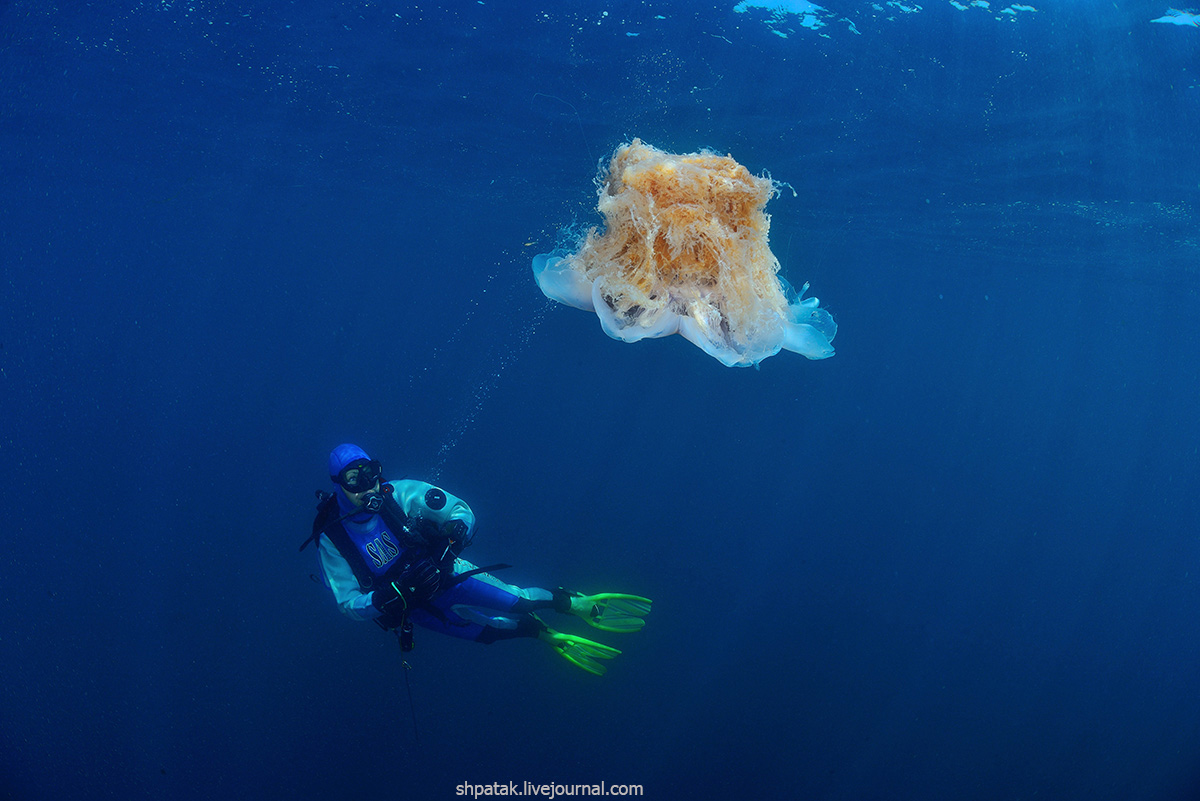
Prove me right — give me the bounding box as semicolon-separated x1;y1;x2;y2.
2;1;1198;799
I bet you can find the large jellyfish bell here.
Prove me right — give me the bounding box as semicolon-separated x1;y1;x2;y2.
532;139;836;367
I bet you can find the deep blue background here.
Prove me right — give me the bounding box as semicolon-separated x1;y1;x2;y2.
2;2;1199;799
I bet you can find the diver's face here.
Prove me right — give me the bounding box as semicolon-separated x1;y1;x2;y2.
340;476;381;509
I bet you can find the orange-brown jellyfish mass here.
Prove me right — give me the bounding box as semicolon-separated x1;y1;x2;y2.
532;139;836;367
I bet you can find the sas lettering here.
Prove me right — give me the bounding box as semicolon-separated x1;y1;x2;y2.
365;531;400;568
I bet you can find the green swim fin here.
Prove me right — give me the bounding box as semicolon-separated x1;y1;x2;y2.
567;592;653;633
540;628;622;676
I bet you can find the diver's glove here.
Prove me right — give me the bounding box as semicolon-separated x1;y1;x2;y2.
555;590;653;633
371;558;441;615
539;627;622;676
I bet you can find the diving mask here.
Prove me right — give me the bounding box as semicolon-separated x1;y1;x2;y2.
334;459;382;493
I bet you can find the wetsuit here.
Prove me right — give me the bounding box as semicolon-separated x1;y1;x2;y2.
317;478;556;642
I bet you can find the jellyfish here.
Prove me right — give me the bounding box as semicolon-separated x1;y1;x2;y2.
532;139;836;367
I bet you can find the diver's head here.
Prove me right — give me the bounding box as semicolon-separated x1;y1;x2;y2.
329;443;383;514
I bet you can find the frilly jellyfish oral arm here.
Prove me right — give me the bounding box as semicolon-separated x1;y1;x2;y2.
679;316;778;367
782;322;835;360
780;290;837;359
592;280;681;343
532;251;595;311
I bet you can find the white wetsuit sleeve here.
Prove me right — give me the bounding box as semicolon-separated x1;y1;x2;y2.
390;479;477;546
389;480;549;601
318;536;381;621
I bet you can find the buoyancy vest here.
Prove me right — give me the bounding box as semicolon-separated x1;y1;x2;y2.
302;487;512;633
306;490;419;592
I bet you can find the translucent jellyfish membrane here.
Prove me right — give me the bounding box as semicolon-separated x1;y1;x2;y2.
532;139;836;367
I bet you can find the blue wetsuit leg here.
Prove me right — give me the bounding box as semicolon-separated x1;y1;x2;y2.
408;575;524;641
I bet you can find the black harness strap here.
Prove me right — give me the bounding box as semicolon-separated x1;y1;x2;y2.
302;492;387;592
443;563;513;588
297;491;335;552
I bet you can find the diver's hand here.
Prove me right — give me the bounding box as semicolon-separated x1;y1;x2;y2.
399;558;441;601
371;559;441;614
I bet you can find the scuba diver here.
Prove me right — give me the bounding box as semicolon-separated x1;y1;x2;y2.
300;443;651;675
